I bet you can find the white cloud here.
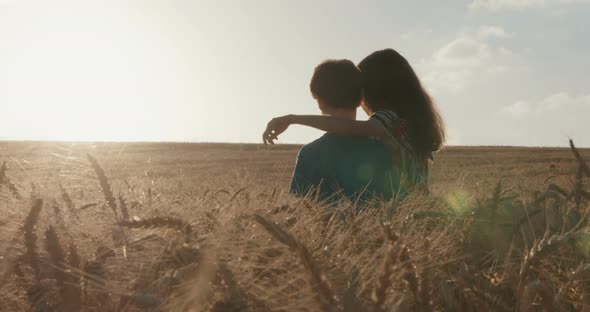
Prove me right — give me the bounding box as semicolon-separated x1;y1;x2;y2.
486;64;509;73
421;68;472;94
426;27;514;81
539;92;569;111
470;0;544;10
469;0;590;10
498;47;513;56
538;92;590;111
504;92;590;115
504;101;532;115
499;92;590;146
421;28;515;94
433;37;491;66
477;26;513;39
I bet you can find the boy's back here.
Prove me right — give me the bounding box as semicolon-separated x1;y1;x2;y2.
290;133;398;202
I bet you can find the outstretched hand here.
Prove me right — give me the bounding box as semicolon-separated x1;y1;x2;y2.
263;115;293;145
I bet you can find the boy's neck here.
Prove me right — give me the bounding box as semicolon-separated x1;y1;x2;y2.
323;108;356;120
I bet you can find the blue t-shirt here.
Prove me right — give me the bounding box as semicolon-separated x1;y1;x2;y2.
289;133;400;202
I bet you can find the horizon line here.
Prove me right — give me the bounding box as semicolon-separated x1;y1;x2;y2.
0;139;580;149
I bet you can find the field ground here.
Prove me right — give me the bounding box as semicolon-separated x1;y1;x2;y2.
1;141;590;311
1;141;586;196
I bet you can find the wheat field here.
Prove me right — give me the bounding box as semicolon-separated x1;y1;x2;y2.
1;141;589;311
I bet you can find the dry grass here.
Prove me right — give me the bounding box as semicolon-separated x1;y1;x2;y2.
0;140;589;311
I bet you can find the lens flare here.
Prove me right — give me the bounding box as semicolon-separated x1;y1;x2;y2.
446;190;473;216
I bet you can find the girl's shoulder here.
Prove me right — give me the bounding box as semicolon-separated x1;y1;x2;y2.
370;110;401;121
370;110;408;139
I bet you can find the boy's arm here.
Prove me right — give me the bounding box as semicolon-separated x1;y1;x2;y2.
263;114;389;144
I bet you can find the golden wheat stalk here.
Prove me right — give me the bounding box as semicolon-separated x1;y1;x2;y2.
82;259;107;296
569;139;590;177
555;262;590;304
87;154;129;247
398;244;420;308
118;194;130;220
371;223;402;311
5;178;21;200
254;214;342;312
24;199;43;280
469;284;513;312
536;282;558;311
61;241;83;311
26;284;52;311
372;242;398;311
30;182;38;201
381;223;422;308
0;161;6;186
80;203;99;210
0;162;21;199
0;226;24;285
216;261;250;309
516;230;581;307
59;184;78;219
0;161;19;200
417;243;434;311
87;154;118;213
120;216;193;234
228;187;247;204
45;225;66;288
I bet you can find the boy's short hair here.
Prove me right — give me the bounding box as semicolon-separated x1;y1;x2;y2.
310;59;363;109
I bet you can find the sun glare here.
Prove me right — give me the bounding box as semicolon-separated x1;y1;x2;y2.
1;3;193;141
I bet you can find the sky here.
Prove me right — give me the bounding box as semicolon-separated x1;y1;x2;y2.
0;0;589;146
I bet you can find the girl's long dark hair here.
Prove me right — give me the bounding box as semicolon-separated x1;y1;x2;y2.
358;49;445;160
